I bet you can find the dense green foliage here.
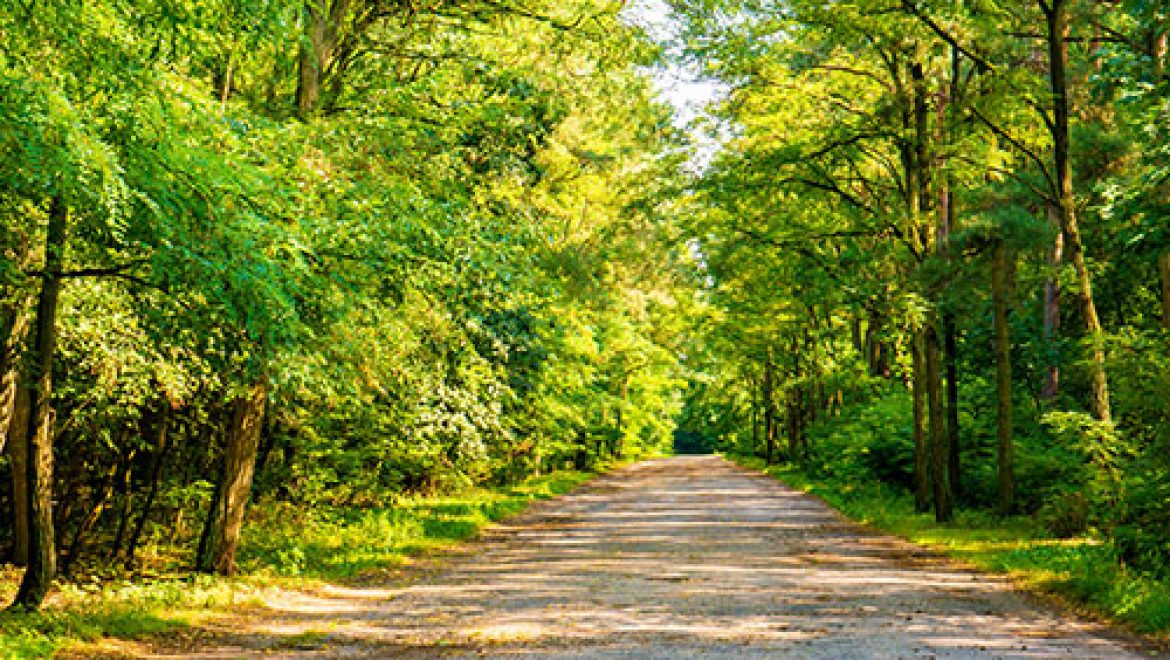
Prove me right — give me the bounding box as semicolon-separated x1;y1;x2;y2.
0;0;689;609
4;0;1170;646
671;0;1170;587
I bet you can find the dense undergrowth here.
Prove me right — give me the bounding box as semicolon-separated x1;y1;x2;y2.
0;468;597;658
729;391;1170;639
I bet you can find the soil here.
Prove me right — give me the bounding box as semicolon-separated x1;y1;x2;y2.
135;455;1161;658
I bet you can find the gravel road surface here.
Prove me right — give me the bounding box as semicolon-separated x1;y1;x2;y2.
144;455;1158;658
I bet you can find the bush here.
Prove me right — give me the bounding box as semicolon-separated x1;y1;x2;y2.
1037;490;1090;538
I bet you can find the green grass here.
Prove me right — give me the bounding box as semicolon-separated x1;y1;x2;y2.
731;454;1170;639
240;469;596;580
0;468;598;657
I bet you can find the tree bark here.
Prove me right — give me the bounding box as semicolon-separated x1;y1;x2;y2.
937;112;961;498
125;404;170;565
296;0;351;118
785;387;800;459
9;198;67;610
1041;204;1063;401
1044;0;1111;422
0;221;30;449
1160;253;1170;331
61;458;121;577
109;446;137;560
942;312;961;498
196;381;267;575
850;314;863;355
762;354;776;465
925;322;952;522
1156;36;1169;331
911;332;930;514
749;376;760;456
866;311;889;378
8;387;30;565
0;307;29;457
991;240;1015;515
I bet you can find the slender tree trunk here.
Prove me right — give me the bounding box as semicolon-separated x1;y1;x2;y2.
785;387;800;459
850;314;863;355
905;57;936;515
1045;0;1111;423
125;406;168;566
1041;205;1063;401
911;332;930;513
1160;253;1170;331
992;241;1015;515
942;315;961;498
296;0;350;118
1156;36;1169;331
0;308;30;457
219;53;234;108
748;379;758;456
296;2;325;117
109;447;137;559
614;376;628;459
935;64;962;498
762;355;776;465
866;311;889;378
1;241;31;565
10;198;67;610
925;322;952;522
61;458;121;577
196;381;267;575
8;386;30;565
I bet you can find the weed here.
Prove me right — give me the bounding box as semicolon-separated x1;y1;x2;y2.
0;468;597;656
732;454;1170;637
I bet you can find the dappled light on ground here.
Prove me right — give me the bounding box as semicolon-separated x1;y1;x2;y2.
146;457;1149;658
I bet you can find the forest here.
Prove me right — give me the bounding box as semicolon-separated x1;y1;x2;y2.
2;0;1170;652
672;0;1170;628
0;0;690;614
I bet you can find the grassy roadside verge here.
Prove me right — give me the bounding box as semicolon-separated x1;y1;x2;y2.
729;454;1170;642
0;467;600;658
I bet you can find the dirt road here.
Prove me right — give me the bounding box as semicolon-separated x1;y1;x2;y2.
148;456;1156;658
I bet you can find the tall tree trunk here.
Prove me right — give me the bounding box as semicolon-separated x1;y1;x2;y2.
1;234;32;559
1156;35;1169;331
925;322;952;522
296;0;350;118
1041;205;1063;401
0;308;30;457
762;354;776;465
1160;253;1170;331
614;376;628;459
911;332;931;514
850;313;863;355
196;381;267;575
10;198;67;610
61;458;121;577
0;228;30;457
936;58;962;498
785;387;800;459
943;315;961;498
866;311;889;378
219;53;234;108
109;446;137;559
992;241;1015;515
1044;0;1111;423
750;376;760;456
125;404;168;566
8;387;30;566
